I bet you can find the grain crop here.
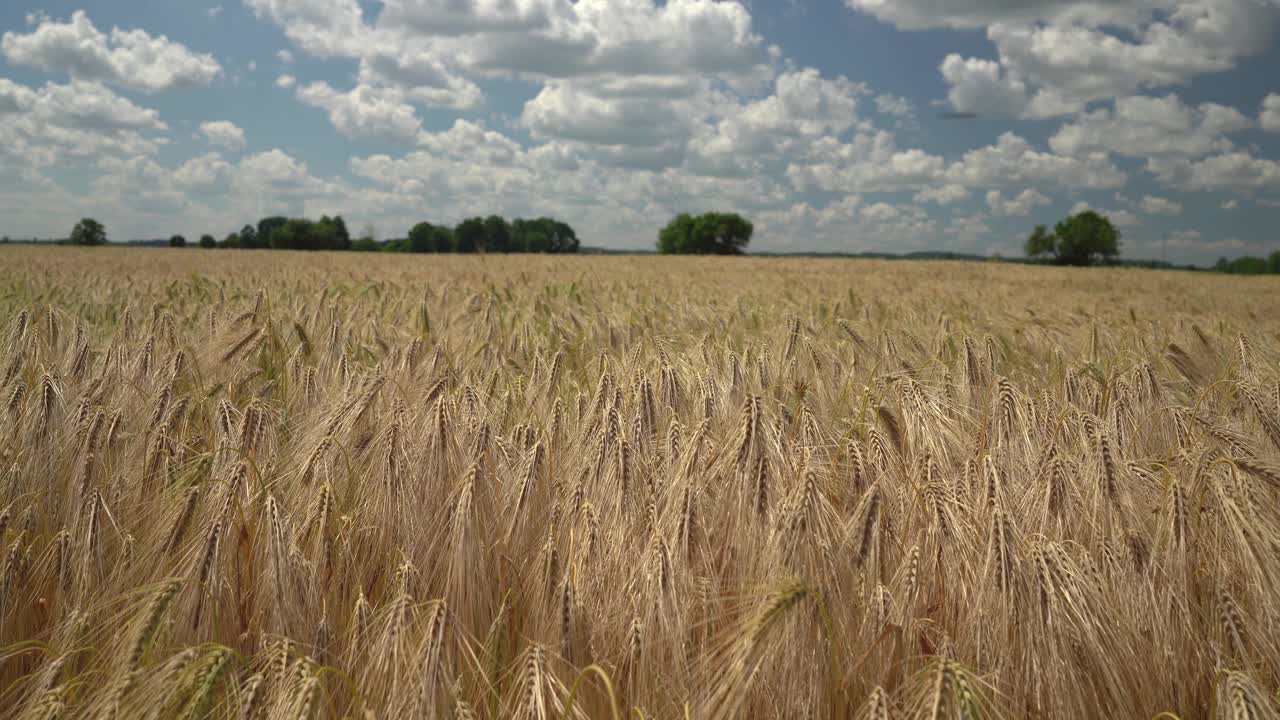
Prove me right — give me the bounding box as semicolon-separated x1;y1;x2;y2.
1;245;1279;718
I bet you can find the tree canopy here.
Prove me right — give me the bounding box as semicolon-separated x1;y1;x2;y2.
199;234;216;248
511;217;578;253
1025;210;1121;266
453;218;485;253
381;216;577;253
256;217;287;249
352;236;380;252
1214;252;1280;275
177;214;579;254
483;215;510;253
658;212;753;255
69;218;107;246
169;234;186;248
266;217;353;251
408;222;454;253
327;215;351;250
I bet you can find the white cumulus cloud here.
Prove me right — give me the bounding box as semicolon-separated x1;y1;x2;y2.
296;81;424;146
2;10;222;92
1147;152;1280;192
924;1;1280;117
199;120;246;150
940;55;1029;116
0;78;168;167
1070;200;1140;227
1050;95;1251;158
1139;194;1182;215
1262;93;1280;131
914;184;969;205
985;188;1050;216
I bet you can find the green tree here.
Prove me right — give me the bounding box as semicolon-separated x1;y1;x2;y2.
408;222;431;252
169;234;186;248
694;212;752;254
1024;225;1053;259
483;215;510;253
547;219;578;253
329;215;351;250
511;218;543;253
429;225;453;253
69;218;107;246
1268;250;1280;274
408;221;450;253
267;219;301;250
351;236;380;252
308;219;338;250
268;218;342;250
199;234;216;248
220;232;240;249
454;217;485;253
1054;211;1119;265
1227;256;1268;274
658;213;695;254
658;212;752;254
257;216;288;248
238;224;259;249
510;217;577;253
1023;211;1120;266
316;215;351;250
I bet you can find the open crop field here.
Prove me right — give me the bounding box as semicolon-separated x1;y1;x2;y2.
2;245;1280;719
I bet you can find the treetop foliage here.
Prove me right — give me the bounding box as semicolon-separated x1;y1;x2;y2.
266;216;352;251
69;218;107;246
1025;210;1121;266
1215;252;1280;274
657;212;753;255
189;214;578;254
384;215;578;254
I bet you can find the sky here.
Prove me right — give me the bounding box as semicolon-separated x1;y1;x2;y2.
1;0;1278;263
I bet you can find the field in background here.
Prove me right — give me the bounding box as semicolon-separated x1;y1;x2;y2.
2;246;1279;719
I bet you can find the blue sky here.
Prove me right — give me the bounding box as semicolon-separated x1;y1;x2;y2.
1;0;1278;262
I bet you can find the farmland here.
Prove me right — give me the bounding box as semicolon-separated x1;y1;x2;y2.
1;245;1279;718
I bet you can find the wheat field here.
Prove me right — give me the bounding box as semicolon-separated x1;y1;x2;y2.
1;245;1279;719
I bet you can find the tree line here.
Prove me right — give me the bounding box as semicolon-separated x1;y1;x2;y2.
80;214;580;254
12;212;1275;273
1024;210;1280;274
1213;253;1280;274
